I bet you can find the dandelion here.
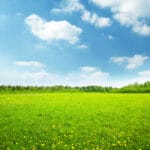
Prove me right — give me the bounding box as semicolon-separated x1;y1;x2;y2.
124;143;127;147
64;144;67;148
112;143;116;146
71;145;75;149
41;143;45;147
117;141;121;145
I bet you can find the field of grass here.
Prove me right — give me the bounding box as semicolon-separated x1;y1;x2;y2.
0;93;149;150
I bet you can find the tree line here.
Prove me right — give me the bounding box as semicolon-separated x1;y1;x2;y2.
0;81;150;93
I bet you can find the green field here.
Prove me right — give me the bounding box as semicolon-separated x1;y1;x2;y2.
0;93;149;150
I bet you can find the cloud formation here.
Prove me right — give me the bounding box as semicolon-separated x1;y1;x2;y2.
0;62;109;86
0;60;149;87
91;0;150;35
51;0;84;14
25;14;82;44
51;0;112;28
81;10;111;28
111;54;149;70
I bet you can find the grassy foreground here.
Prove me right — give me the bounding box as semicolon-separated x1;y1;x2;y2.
0;93;149;150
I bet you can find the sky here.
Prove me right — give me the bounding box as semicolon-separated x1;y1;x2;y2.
0;0;150;87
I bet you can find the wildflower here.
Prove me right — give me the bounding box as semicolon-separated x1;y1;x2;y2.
117;141;121;145
64;144;67;147
41;144;45;147
112;143;115;146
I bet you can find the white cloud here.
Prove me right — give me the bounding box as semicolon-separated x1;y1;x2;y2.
15;61;45;68
0;70;49;85
133;70;150;84
111;54;149;70
138;70;150;77
0;62;109;86
91;0;150;36
51;0;112;28
77;67;109;86
132;24;150;36
51;0;84;14
60;66;109;86
127;55;148;70
81;10;112;28
111;57;128;64
77;44;88;49
25;14;82;44
1;59;150;87
1;66;150;88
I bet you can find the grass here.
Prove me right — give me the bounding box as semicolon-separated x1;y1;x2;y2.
0;93;149;150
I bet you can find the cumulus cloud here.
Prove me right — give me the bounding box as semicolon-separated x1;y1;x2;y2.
81;10;111;28
0;62;109;86
132;70;150;84
111;54;149;70
1;60;150;87
91;0;150;36
76;66;109;86
51;0;112;28
80;66;109;80
25;14;82;44
51;0;84;14
132;24;150;36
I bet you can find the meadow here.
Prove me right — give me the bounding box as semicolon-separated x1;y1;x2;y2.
0;93;149;150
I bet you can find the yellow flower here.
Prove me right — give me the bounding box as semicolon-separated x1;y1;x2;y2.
117;141;121;145
64;144;67;147
41;144;45;147
112;143;116;147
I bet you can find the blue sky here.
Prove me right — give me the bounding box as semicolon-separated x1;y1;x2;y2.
0;0;150;87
